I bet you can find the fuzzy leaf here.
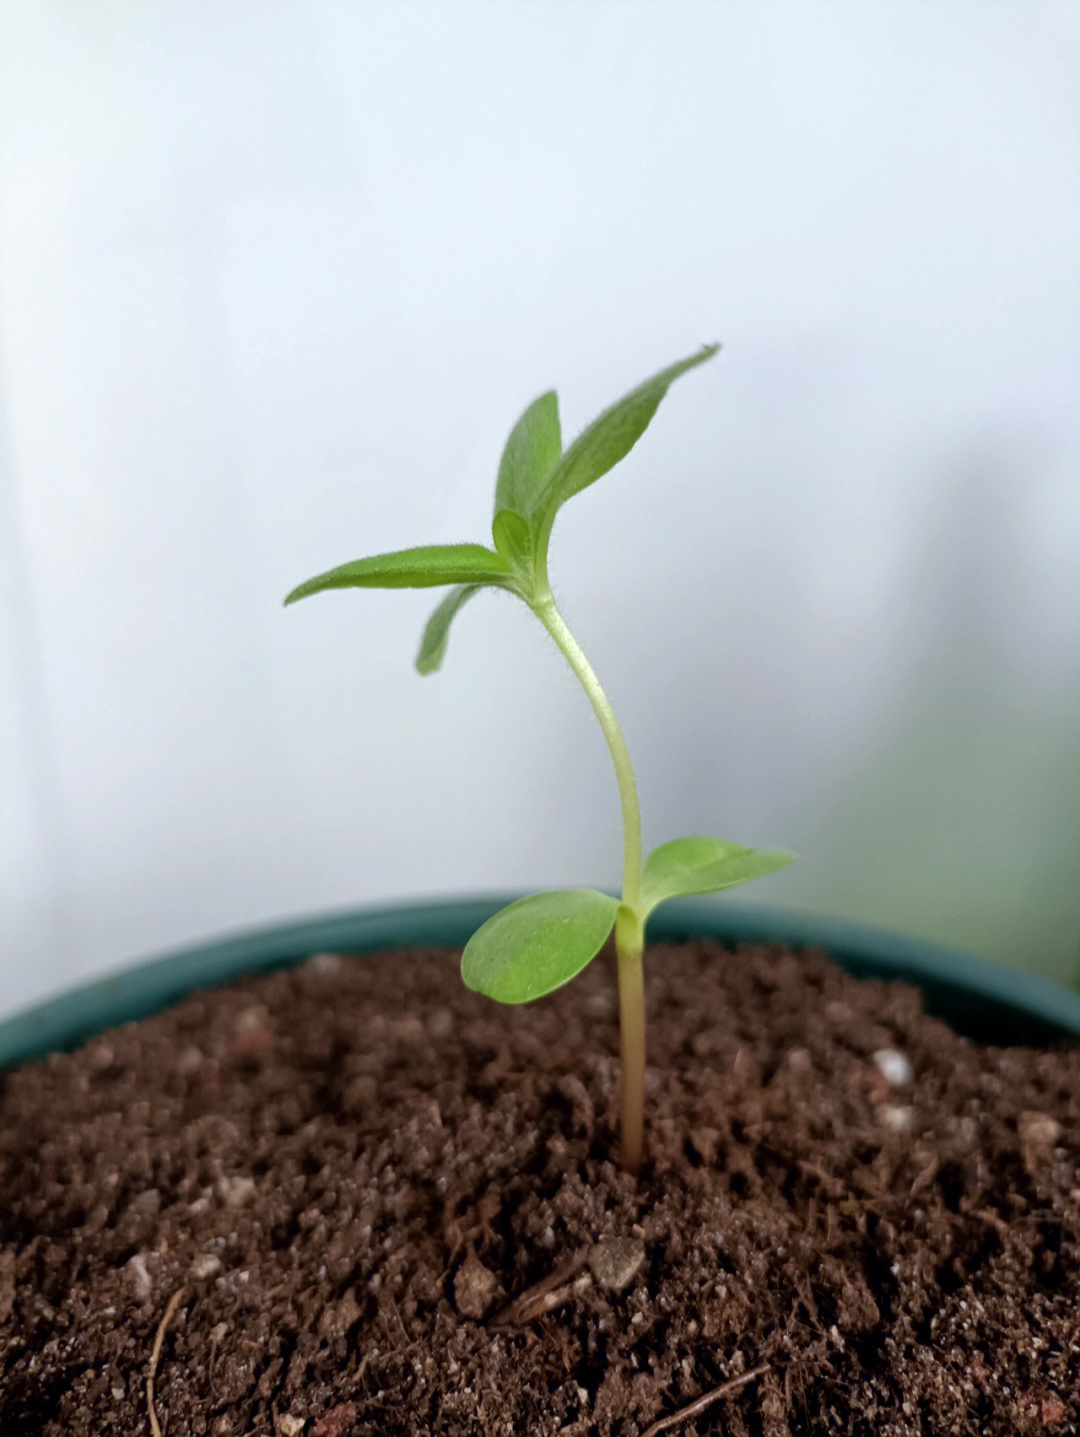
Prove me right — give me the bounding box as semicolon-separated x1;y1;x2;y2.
491;508;535;577
640;836;795;918
461;890;619;1004
284;544;512;604
528;345;718;538
494;389;562;522
416;584;485;674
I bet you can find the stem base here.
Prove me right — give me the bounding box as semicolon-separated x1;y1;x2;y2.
615;942;645;1172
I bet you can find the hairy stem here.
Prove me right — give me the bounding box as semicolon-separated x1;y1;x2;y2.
533;590;647;1169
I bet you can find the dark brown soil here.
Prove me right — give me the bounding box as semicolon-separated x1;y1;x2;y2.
1;938;1078;1436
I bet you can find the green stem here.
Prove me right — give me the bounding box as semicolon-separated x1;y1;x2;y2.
533;592;642;909
614;906;646;1171
533;589;647;1170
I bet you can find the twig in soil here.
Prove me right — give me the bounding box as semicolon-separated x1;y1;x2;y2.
640;1364;770;1437
489;1250;591;1329
146;1289;183;1437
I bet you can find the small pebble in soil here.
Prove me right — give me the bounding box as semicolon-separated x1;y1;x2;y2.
190;1253;223;1280
305;952;344;976
129;1187;161;1219
231;1004;275;1058
454;1250;498;1319
177;1044;205;1074
1018;1110;1061;1149
878;1103;914;1132
87;1041;115;1071
217;1174;257;1207
586;987;614;1016
126;1253;152;1299
311;1404;358;1437
588;1237;646;1293
1039;1395;1067;1425
1018;1110;1062;1172
872;1047;913;1085
427;1005;454;1038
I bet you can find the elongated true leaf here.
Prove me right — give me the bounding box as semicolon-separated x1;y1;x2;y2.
528;344;718;537
462;890;619;1004
640;836;796;918
416;583;486;674
494;390;562;521
284;544;512;604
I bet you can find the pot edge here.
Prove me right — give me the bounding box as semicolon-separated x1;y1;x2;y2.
3;896;1078;1068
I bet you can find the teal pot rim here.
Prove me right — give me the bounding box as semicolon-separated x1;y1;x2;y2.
2;897;1079;1069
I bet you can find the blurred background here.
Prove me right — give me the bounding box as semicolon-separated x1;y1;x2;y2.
2;2;1078;1020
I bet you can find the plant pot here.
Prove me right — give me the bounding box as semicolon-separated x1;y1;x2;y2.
4;897;1079;1066
2;899;1078;1436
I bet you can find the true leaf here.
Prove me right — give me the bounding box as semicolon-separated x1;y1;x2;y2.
527;345;718;542
284;544;513;604
461;890;619;1004
491;508;535;578
640;836;795;918
494;390;562;522
416;584;485;674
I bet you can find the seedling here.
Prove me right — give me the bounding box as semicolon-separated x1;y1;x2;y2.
286;346;794;1169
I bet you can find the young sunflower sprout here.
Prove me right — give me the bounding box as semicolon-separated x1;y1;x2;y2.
286;346;794;1169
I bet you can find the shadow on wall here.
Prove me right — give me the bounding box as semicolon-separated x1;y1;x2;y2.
811;433;1080;987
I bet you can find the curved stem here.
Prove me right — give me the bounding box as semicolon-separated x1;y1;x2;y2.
532;592;643;911
533;589;647;1170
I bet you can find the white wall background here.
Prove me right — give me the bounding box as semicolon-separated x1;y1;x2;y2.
2;1;1078;1019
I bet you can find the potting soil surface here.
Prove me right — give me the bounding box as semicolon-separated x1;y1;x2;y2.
1;939;1078;1435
